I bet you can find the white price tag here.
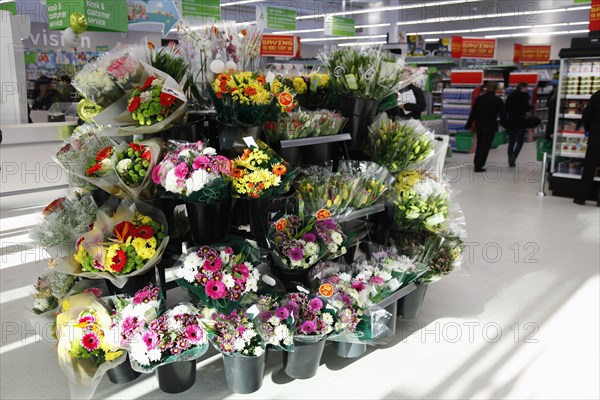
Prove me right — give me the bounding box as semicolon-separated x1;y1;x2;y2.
243;136;259;148
246;305;260;319
388;278;400;292
266;71;276;84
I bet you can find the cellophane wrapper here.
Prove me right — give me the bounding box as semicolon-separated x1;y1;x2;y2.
53;199;169;288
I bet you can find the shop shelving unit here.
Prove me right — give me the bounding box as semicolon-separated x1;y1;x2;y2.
549;51;600;198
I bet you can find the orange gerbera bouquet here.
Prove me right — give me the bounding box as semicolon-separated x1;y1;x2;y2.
230;140;297;199
210;71;296;126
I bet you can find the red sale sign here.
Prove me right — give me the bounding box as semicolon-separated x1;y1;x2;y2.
520;45;551;63
452;36;496;59
260;35;300;57
590;0;600;33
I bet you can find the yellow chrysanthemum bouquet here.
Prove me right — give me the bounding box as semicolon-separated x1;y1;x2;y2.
210;71;296;126
230;140;297;199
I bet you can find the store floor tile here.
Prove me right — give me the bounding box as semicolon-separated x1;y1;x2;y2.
1;142;598;400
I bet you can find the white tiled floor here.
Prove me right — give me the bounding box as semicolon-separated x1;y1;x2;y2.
1;142;599;400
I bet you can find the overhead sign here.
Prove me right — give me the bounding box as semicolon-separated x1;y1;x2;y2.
590;0;600;32
257;6;296;30
128;0;179;35
509;72;539;86
451;36;496;59
520;45;551;63
324;16;355;37
260;34;300;57
451;70;484;86
47;0;128;33
181;0;220;22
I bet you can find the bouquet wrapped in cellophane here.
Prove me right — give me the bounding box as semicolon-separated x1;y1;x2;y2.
204;308;266;357
29;193;99;261
230;140;297;199
151;140;231;204
54;199;169;288
209;70;296;126
93;62;187;136
175;237;262;314
282;291;337;342
250;295;295;351
264;109;346;144
128;303;209;373
387;170;451;233
319;46;405;101
295;162;393;217
55;293;125;399
275;70;335;110
178;21;263;108
31;269;77;315
54;124;118;193
368;113;435;173
113;139;162;200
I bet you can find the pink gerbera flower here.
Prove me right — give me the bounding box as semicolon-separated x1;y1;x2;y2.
203;257;223;272
232;263;249;279
81;332;100;351
308;297;323;312
192;155;210;170
151;165;163;185
205;279;227;299
370;276;385;286
275;306;290;320
300;320;317;334
142;330;159;350
289;247;304;262
185;324;204;344
174;162;189;179
351;281;365;291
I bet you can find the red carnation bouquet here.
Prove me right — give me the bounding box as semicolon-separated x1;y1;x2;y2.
127;75;180;126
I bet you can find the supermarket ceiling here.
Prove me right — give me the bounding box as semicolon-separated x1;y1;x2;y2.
11;0;593;39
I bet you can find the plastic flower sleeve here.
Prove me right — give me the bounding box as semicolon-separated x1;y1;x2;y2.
129;303;209;373
53;200;169;288
247;296;295;351
72;55;125;107
93;61;187;136
113;138;161;200
53;126;124;196
368;113;435;174
55;293;126;400
338;160;395;210
174;236;262;314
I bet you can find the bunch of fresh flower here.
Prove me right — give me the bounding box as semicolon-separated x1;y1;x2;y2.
151;141;231;203
128;75;180;126
295;169;358;215
283;292;335;337
30;194;98;259
205;309;265;357
56;202;169;288
368;114;435;173
177;241;261;313
106;53;143;90
388;170;449;233
320;47;405;101
278;72;333;109
231;141;296;199
315;216;347;259
115;142;152;188
371;250;428;285
338;160;395;211
210;71;295;126
73;65;124;107
56;293;123;367
253;296;295;351
264;109;346;143
32;270;76;314
54;125;116;190
129;304;208;368
269;214;322;270
110;285;162;348
396;233;463;284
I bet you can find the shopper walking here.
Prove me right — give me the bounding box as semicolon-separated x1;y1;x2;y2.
465;82;506;172
573;89;600;206
504;82;532;167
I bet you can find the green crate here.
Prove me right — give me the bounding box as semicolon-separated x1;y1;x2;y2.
491;131;507;148
455;131;474;153
536;139;552;162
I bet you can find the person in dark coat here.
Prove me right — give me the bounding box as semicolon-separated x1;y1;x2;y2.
504;81;532;166
387;83;427;120
573;89;600;206
32;76;60;111
465;82;506;172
